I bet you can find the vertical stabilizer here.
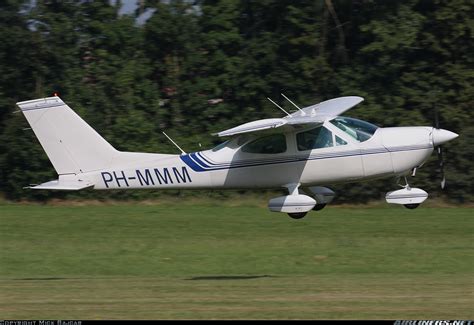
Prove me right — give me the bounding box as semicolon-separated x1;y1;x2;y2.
17;96;118;175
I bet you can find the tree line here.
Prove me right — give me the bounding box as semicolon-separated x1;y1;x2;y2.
0;0;472;203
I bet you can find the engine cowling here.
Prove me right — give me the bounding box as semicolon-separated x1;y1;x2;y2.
268;194;316;213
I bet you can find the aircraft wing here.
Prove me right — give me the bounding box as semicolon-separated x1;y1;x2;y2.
216;118;287;137
298;96;364;119
216;96;364;137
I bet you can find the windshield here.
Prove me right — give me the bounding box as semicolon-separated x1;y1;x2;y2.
329;117;378;142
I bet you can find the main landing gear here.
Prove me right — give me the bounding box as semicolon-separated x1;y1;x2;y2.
288;204;326;218
268;184;335;219
312;203;327;211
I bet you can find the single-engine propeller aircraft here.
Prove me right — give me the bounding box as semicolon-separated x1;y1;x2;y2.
17;95;458;219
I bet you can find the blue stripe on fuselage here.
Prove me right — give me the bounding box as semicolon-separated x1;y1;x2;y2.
180;154;207;172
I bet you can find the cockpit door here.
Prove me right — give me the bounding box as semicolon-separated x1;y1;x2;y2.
297;123;364;184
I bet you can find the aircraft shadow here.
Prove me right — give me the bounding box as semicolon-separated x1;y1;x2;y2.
12;277;70;281
186;275;274;281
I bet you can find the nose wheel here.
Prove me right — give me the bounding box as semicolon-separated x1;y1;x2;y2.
288;212;307;219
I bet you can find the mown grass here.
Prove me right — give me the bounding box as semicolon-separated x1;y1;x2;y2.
0;203;472;319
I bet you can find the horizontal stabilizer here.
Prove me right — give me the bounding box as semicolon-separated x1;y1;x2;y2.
25;179;94;191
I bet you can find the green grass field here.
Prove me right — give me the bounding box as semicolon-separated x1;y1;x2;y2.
0;202;472;319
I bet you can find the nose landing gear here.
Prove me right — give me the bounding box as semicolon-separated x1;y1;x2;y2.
288;212;308;219
404;203;420;209
386;177;428;209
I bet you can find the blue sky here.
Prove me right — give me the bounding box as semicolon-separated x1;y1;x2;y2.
27;1;154;25
114;0;156;24
116;0;138;15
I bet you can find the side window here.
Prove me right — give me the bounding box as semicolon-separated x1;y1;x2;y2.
241;134;287;154
335;135;348;146
297;126;334;151
237;134;252;146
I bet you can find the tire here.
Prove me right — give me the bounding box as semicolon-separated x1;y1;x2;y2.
404;203;420;209
312;203;327;211
288;212;307;219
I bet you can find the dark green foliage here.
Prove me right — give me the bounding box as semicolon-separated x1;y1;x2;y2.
0;0;472;202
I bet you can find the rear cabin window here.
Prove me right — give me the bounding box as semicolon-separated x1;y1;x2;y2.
297;126;334;151
241;134;287;154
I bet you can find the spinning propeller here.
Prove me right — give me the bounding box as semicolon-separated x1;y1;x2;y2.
432;104;458;189
434;106;446;189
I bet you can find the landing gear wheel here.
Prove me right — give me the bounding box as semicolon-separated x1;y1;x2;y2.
312;203;327;211
404;203;420;209
288;212;307;219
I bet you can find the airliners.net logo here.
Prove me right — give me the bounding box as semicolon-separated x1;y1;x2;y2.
395;321;473;325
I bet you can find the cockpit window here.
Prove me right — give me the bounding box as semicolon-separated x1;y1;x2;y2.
330;117;378;142
335;135;347;146
297;126;334;151
241;134;287;154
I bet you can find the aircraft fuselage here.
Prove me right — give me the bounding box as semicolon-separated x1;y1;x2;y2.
90;125;436;191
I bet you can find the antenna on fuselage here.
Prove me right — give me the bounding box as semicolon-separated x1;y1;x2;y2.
267;97;291;117
162;131;186;155
281;93;305;116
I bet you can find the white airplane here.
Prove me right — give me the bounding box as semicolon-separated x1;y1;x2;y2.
17;95;458;219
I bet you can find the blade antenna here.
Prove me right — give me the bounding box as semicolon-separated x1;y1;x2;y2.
162;131;186;155
267;97;291;117
281;93;305;116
